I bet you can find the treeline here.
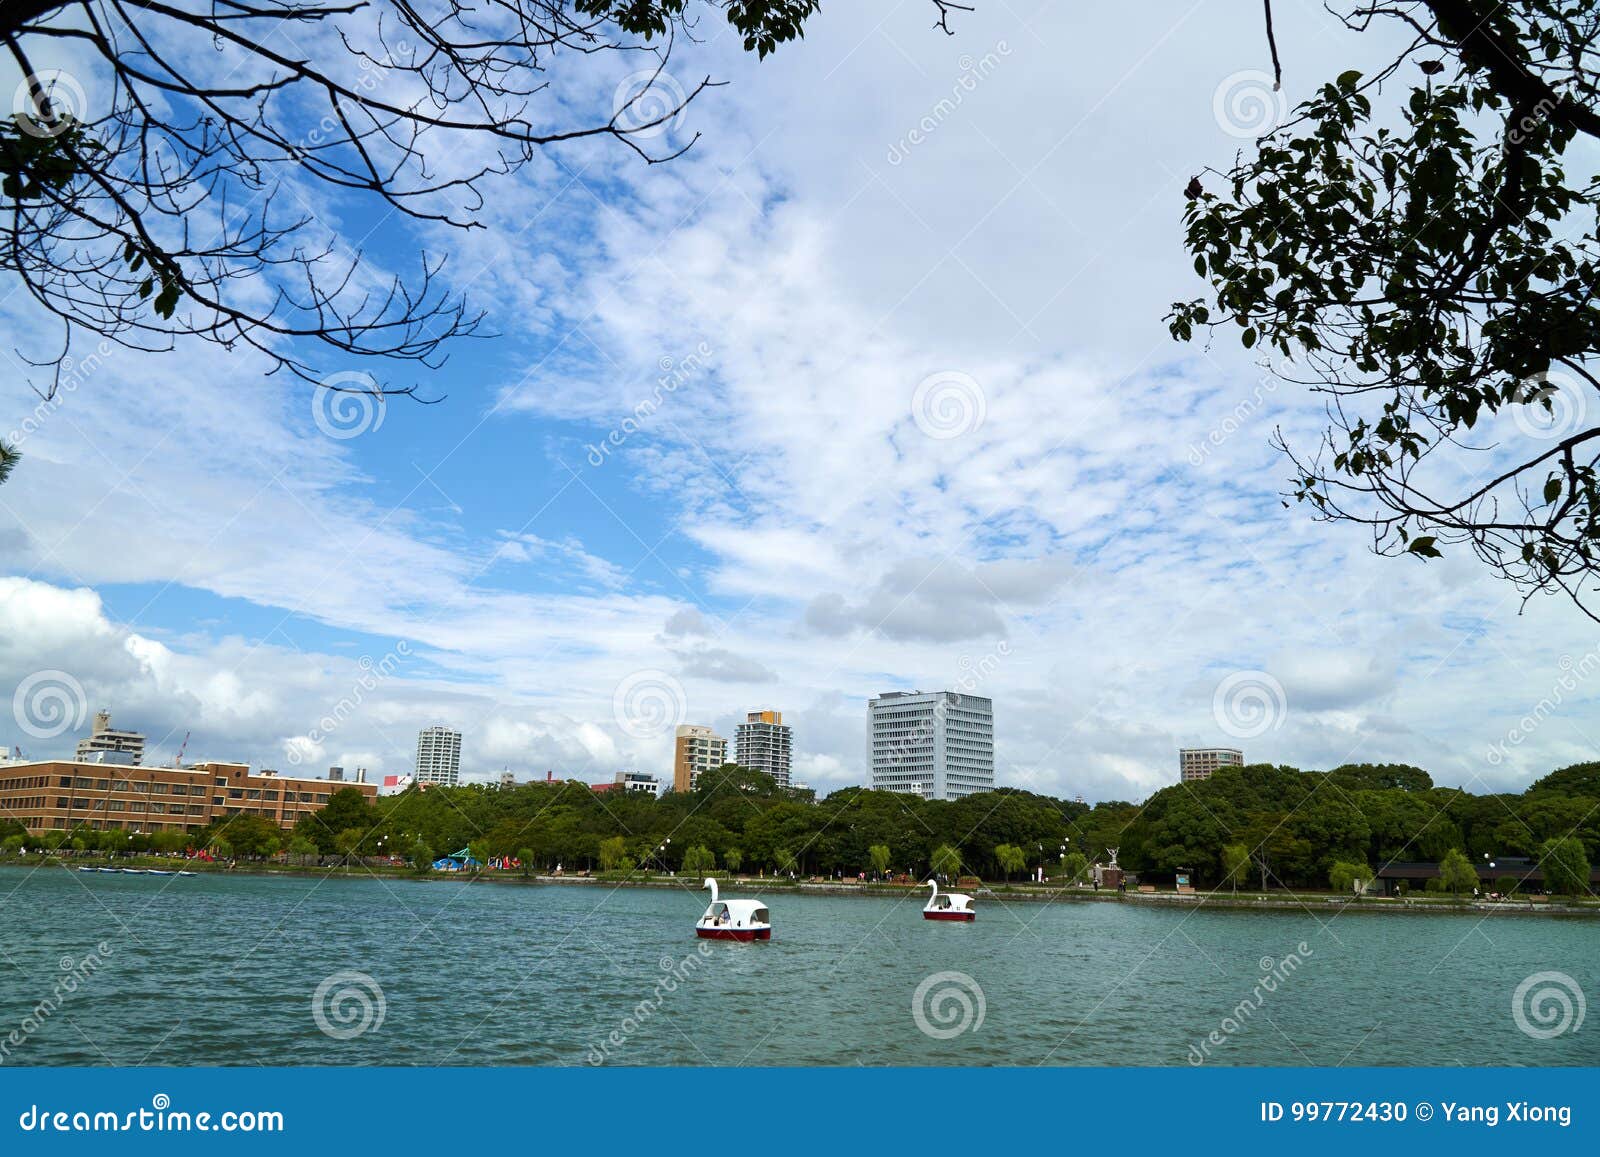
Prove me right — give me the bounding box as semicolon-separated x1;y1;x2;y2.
10;760;1592;893
273;759;1598;891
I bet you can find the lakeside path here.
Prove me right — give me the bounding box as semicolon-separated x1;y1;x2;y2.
8;860;1594;916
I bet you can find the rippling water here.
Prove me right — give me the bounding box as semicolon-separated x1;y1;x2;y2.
1;868;1595;1066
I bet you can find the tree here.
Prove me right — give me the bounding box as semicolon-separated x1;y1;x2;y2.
723;847;743;874
411;837;434;874
518;847;535;879
334;827;365;868
1537;836;1591;897
1221;843;1252;894
598;836;628;872
0;441;17;487
993;843;1027;881
680;844;716;874
1;835;24;857
867;844;892;879
0;1;853;412
288;835;319;866
1060;851;1089;886
1328;859;1371;895
930;844;962;879
210;815;283;860
298;788;379;854
1437;848;1478;896
774;846;798;875
1172;3;1600;618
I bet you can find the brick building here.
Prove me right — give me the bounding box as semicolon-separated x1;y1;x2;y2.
0;759;376;836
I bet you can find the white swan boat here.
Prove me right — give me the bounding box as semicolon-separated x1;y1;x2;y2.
694;877;771;941
923;878;976;921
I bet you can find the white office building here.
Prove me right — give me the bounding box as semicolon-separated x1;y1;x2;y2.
74;710;146;766
735;710;793;788
868;691;994;801
415;725;462;786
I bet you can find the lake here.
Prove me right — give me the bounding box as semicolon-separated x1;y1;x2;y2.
1;868;1595;1066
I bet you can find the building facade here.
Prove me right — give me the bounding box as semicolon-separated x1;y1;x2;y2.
74;710;146;766
735;710;793;788
415;726;462;786
0;759;376;835
672;724;728;793
868;691;994;801
1179;747;1244;782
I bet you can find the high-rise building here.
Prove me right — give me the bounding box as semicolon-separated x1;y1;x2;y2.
673;724;727;793
868;691;994;801
74;710;146;766
1179;747;1243;783
415;726;462;786
736;710;793;788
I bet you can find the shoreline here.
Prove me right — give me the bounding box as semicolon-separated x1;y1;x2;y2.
12;860;1597;916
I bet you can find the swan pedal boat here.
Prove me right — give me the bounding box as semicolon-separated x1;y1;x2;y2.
695;878;771;941
923;878;976;921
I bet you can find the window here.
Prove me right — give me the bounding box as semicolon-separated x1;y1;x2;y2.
228;789;243;799
212;796;223;805
263;791;279;801
246;789;261;800
108;800;126;812
215;778;226;786
170;784;187;796
94;779;110;790
151;783;169;795
74;777;91;789
55;797;68;808
57;776;71;787
187;805;203;815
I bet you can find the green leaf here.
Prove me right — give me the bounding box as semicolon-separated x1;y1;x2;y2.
1407;536;1441;558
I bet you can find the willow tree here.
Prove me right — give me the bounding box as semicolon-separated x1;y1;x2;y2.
1173;2;1600;619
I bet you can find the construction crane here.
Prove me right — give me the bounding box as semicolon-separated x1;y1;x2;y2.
173;732;190;768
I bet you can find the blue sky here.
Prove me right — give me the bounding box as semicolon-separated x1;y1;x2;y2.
3;2;1598;799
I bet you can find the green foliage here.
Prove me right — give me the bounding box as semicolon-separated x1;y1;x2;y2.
993;843;1027;880
1537;836;1590;897
723;847;743;872
1438;848;1478;895
1220;843;1252;892
598;835;629;872
574;0;820;58
0;439;19;486
930;844;962;878
1060;851;1090;885
867;844;892;876
680;844;716;873
1328;859;1371;894
1170;6;1600;609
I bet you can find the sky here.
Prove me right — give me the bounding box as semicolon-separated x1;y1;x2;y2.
2;1;1597;802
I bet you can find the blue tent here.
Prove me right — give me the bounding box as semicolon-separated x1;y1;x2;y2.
430;848;483;871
